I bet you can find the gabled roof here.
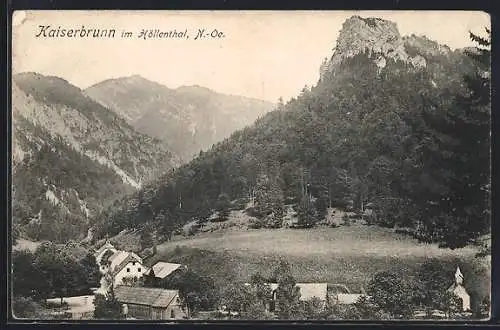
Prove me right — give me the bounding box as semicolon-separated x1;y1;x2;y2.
336;293;368;304
267;283;328;301
109;251;141;271
114;286;179;308
296;283;328;301
95;242;116;256
151;262;183;279
109;251;129;268
101;249;116;263
112;253;146;276
328;284;351;294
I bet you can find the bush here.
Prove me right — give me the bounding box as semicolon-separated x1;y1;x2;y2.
248;218;262;229
244;206;260;218
342;214;351;226
174;245;182;255
12;296;53;319
93;293;124;320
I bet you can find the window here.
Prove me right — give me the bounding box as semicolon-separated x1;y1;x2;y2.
171;310;175;319
138;268;141;272
127;268;130;272
132;261;136;266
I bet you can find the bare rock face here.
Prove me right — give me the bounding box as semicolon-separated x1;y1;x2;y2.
402;34;452;58
13;72;180;187
323;16;456;77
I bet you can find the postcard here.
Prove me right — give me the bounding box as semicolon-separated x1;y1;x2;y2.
10;10;491;321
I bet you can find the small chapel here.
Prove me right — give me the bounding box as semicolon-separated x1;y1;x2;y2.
447;266;471;312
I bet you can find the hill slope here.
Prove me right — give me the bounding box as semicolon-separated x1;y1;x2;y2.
12;72;180;242
99;16;489;250
85;76;275;161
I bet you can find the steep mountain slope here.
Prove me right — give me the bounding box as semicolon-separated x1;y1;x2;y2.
84;76;274;160
12;73;180;242
99;16;489;249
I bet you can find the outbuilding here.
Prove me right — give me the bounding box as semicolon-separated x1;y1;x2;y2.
114;286;187;320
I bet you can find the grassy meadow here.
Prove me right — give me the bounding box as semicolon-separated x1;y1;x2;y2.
150;224;490;308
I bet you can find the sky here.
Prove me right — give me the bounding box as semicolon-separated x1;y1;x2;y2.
12;11;490;102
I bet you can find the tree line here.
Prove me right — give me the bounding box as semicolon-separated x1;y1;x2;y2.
216;259;489;320
12;242;100;318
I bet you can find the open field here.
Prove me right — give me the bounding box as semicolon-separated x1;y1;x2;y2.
160;224;479;259
13;238;42;252
152;224;490;308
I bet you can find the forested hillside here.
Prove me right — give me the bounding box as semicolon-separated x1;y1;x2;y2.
97;17;490;250
12;73;180;243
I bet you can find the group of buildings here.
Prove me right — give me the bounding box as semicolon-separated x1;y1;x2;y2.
239;267;471;318
48;240;472;320
93;241;188;320
46;241;189;320
236;282;367;315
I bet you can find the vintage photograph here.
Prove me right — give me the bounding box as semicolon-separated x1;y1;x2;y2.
10;10;491;321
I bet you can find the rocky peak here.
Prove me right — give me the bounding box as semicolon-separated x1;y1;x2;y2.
335;16;401;56
324;16;435;76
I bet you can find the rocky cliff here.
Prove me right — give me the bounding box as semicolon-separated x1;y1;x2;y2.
323;16;457;77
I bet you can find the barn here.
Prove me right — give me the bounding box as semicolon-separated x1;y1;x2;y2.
114;286;187;320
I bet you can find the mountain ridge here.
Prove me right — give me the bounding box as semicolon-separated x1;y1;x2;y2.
12;72;180;242
84;76;275;161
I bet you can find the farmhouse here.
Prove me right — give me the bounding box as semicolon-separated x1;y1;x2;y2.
114;286;187;320
296;283;329;301
259;282;369;312
251;282;328;312
109;252;148;286
95;245;149;287
328;283;370;305
268;282;328;300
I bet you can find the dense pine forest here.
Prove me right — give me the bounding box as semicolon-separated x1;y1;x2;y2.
96;30;490;251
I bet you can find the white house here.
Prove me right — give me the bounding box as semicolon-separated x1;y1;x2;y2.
95;245;149;288
247;282;328;312
447;266;471;311
110;252;148;287
335;293;368;304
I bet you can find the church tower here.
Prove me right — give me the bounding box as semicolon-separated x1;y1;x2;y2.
448;266;470;312
455;266;464;285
